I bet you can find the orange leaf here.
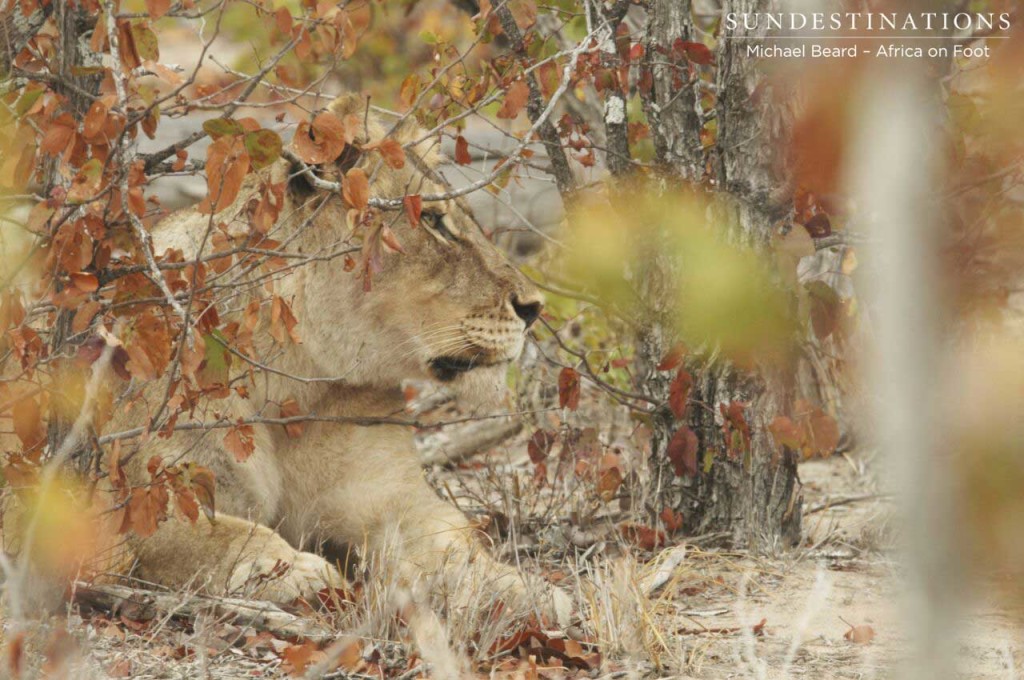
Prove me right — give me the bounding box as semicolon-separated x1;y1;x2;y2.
403;195;422;226
128;485;169;538
377;138;405;169
342;167;369;210
293;112;348;165
270;296;301;344
496;80;530;119
12;395;44;450
70;271;99;293
145;0;171;20
198;136;250;214
280;398;304;439
83;101;109;141
274;6;293;34
844;624;875;644
223;424;256;463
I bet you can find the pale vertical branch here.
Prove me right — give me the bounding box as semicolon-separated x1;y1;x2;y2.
850;62;958;680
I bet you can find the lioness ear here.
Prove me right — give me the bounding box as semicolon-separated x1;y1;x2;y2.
327;93;365;119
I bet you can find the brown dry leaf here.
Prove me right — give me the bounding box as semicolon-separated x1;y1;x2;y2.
497;80;530;119
596;453;623;502
71;300;102;334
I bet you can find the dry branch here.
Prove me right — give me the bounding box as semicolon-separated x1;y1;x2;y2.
73;583;334;642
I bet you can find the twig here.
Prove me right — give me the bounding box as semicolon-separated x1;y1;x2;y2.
805;493;892;516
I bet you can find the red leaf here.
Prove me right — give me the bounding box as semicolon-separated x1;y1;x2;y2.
454;135;471;165
666;427;698;477
558;367;581;411
527;429;556;464
668;368;692;420
618;523;666;551
660;507;684;533
403;195;422;226
673;39;715;65
656;344;686;371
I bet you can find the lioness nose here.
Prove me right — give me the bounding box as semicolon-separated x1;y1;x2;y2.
511;295;542;327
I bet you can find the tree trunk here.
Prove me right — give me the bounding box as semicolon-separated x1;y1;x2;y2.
44;4;102;472
642;0;802;551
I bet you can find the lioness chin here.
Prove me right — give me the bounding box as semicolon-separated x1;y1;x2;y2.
7;95;570;625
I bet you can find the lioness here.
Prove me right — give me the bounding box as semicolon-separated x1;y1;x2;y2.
7;95;569;623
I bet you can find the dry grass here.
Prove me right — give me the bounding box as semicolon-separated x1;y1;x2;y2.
3;416;1022;678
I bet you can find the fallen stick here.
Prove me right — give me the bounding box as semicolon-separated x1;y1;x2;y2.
73;582;334;642
640;544;688;596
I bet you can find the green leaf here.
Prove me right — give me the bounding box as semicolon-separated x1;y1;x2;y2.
130;23;160;62
15;86;44;116
203;118;244;140
200;331;231;385
244;129;283;170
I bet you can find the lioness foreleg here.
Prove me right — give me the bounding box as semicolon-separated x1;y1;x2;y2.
132;513;344;603
317;476;572;625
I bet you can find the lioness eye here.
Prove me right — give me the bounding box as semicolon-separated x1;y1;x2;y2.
422;212;459;243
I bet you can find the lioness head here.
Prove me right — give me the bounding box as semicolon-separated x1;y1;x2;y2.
279;96;544;398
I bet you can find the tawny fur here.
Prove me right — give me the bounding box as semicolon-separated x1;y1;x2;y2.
5;96;568;621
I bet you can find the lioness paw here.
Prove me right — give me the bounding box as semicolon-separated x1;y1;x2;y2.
227;550;343;603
